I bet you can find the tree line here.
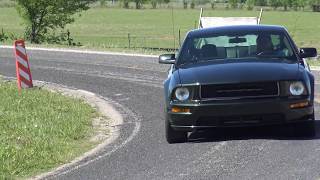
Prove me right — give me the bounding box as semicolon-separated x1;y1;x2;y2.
230;0;320;11
101;0;320;11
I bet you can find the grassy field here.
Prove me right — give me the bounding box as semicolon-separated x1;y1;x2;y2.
0;0;13;7
0;81;97;179
0;7;320;53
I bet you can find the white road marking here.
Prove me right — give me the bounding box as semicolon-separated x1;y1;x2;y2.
77;89;95;96
1;45;158;58
118;97;130;101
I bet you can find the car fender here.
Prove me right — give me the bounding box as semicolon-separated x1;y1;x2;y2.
306;71;315;103
164;70;180;110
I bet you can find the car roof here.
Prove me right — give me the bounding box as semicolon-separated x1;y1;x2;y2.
188;25;287;37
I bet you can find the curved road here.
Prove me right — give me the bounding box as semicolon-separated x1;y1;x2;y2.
1;48;320;180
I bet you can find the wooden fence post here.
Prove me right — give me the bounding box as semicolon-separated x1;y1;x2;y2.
128;33;131;49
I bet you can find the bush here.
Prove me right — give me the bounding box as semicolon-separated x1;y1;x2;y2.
122;0;129;8
190;0;195;9
45;30;81;46
269;0;281;10
239;2;244;9
151;0;157;8
229;0;238;8
255;0;267;6
246;0;255;10
210;0;215;9
99;0;106;7
183;0;188;9
310;0;320;12
0;29;8;42
0;29;22;42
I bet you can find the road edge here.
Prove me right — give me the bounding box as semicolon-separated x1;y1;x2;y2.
0;45;158;58
14;80;124;180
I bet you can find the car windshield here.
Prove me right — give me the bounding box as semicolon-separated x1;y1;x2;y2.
178;30;297;65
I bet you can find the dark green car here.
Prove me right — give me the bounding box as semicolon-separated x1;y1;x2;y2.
159;25;318;144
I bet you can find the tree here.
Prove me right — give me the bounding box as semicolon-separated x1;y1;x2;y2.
309;0;320;11
151;0;157;8
13;0;97;44
229;0;238;8
120;0;130;8
281;0;293;11
190;0;195;9
254;0;267;6
100;0;107;7
150;0;167;9
245;0;255;10
133;0;148;9
291;0;299;10
298;0;306;10
210;0;215;9
183;0;188;9
269;0;281;10
309;0;320;6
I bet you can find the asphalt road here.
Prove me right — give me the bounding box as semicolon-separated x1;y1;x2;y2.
1;48;320;180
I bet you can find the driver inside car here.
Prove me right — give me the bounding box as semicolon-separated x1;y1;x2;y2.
256;34;286;57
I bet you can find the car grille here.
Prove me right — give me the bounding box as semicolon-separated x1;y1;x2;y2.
196;114;284;127
200;82;279;100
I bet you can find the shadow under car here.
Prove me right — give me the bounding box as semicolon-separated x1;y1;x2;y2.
188;120;320;143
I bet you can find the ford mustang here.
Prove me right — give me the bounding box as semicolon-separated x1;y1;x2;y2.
159;25;318;143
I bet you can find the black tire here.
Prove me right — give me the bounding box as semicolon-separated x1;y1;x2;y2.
294;115;315;137
165;119;188;144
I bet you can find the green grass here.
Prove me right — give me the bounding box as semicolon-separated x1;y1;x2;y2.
0;7;320;53
0;81;97;179
0;0;14;8
308;59;320;67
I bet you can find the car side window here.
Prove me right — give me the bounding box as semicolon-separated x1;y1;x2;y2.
282;36;294;57
271;35;281;49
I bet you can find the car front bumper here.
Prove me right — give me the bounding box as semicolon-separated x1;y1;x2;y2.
167;97;314;131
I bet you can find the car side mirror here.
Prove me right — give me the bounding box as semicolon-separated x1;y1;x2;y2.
300;48;317;58
159;54;175;64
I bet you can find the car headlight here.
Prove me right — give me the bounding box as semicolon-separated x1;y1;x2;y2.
175;87;190;101
289;81;305;96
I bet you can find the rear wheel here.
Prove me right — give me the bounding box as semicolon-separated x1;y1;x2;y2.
165;119;188;144
294;113;315;137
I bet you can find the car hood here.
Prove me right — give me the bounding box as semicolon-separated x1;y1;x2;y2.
177;60;300;85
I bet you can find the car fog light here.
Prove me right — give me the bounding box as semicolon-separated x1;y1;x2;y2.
289;82;305;96
175;87;190;101
172;107;190;113
290;101;309;109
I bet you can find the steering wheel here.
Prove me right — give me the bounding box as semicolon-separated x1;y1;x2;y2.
257;51;273;56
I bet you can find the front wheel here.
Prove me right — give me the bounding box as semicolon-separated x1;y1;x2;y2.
165;119;188;144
